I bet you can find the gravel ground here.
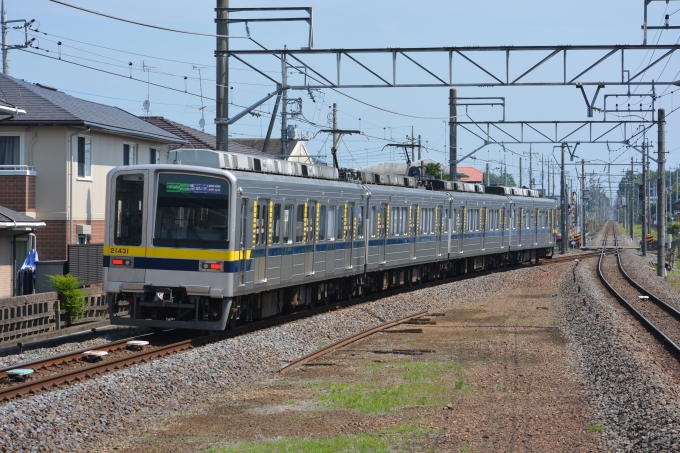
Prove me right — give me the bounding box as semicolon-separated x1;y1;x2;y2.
557;250;680;452
0;327;149;369
619;249;680;309
0;264;572;453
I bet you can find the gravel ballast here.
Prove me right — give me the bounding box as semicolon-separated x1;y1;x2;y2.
557;249;680;452
0;264;574;453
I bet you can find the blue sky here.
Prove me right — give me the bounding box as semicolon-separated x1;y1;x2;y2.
5;0;680;193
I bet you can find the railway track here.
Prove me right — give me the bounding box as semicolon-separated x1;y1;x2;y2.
598;222;680;362
0;247;593;403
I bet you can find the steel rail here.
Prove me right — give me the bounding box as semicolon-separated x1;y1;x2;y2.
597;224;680;363
0;246;586;402
279;311;429;374
0;331;157;378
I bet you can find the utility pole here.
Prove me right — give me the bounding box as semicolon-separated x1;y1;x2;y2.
449;89;457;181
519;157;523;188
642;140;647;256
581;158;586;247
552;162;556;198
417;135;422;161
658;108;666;277
541;158;545;196
411;126;415;162
486;162;490;185
2;0;7;75
331;103;339;169
561;143;566;255
216;0;229;151
280;48;289;158
504;155;508;186
529;151;533;189
630;157;634;241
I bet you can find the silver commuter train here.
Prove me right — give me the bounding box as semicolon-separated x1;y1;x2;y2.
104;149;557;331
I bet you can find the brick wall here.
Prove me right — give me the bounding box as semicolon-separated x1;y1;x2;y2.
34;219;106;261
35;220;68;261
0;175;35;212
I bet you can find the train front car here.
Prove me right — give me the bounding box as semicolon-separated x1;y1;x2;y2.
104;165;237;330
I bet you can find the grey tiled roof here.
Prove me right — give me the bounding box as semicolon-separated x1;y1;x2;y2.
0;206;43;225
0;75;184;143
141;117;268;157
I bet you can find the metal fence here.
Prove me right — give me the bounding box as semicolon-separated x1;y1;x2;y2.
68;244;103;286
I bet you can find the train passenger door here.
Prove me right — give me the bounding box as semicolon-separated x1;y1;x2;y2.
409;205;416;260
534;208;539;245
436;206;443;257
238;198;248;286
345;203;355;269
253;199;269;284
305;202;317;276
500;208;505;249
481;207;487;250
379;203;388;264
458;207;465;254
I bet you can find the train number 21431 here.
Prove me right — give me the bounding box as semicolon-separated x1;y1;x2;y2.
108;247;130;255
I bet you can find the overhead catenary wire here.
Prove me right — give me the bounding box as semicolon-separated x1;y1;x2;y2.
49;0;250;39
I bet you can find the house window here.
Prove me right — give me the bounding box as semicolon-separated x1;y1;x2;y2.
77;136;92;178
0;135;21;165
123;143;137;165
150;147;160;164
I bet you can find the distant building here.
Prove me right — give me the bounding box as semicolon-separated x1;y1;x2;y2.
457;166;484;184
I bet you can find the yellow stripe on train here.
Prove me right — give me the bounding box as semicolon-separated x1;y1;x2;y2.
104;245;251;261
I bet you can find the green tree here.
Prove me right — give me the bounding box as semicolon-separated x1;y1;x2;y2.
482;170;516;187
423;162;449;180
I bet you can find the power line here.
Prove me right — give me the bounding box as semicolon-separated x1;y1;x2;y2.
49;0;250;39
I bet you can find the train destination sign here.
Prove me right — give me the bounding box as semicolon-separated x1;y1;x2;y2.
166;182;222;194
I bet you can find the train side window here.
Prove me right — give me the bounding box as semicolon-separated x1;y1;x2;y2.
282;204;293;244
356;206;364;239
295;204;306;243
272;204;282;243
319;205;327;241
327;206;335;241
337;204;346;241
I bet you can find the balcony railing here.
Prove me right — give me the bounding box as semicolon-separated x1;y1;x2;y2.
0;165;36;175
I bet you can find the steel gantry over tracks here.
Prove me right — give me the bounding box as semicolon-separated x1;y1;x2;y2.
223;44;680;89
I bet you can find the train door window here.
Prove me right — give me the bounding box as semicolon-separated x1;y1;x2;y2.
337;204;346;241
327;206;335;241
421;208;427;234
272;204;282;243
255;203;267;245
295;204;306;243
402;207;408;235
319;205;327;241
429;208;435;234
443;209;449;233
371;207;377;238
282;204;293;244
356;206;364;239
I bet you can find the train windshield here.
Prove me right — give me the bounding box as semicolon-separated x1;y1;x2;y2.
154;173;229;249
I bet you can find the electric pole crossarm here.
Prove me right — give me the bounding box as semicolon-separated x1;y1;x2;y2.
627;144;658;163
456;142;490;164
219;89;281;125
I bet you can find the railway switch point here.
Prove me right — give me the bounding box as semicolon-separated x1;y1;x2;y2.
82;351;108;363
126;341;149;351
5;369;34;382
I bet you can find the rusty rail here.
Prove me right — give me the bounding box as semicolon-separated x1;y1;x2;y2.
279;311;429;374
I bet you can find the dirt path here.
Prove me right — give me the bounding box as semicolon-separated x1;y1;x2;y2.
117;264;603;453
